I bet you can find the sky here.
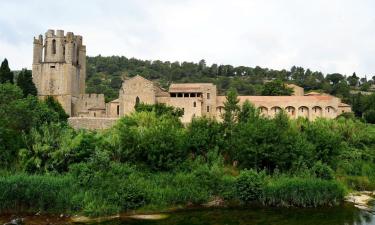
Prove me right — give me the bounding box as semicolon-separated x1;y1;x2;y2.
0;0;374;77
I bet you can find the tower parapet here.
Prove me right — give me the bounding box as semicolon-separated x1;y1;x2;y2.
32;29;87;116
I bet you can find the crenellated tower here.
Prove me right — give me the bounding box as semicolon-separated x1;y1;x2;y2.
32;29;86;116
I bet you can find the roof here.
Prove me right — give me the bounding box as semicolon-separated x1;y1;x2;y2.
216;95;336;107
169;83;214;92
339;102;351;107
109;98;120;103
305;91;322;96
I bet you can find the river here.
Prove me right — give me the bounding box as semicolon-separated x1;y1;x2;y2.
1;204;375;225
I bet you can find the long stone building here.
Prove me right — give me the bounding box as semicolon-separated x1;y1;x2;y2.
32;30;351;129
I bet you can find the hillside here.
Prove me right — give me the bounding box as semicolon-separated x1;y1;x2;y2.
86;55;374;103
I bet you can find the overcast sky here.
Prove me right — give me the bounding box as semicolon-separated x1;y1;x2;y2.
0;0;374;77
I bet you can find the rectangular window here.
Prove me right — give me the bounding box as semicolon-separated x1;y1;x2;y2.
182;108;185;115
50;65;55;68
171;93;176;97
207;106;210;112
184;93;189;98
177;93;183;97
207;93;210;99
190;93;196;97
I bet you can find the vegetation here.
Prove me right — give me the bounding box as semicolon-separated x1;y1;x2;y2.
0;58;375;216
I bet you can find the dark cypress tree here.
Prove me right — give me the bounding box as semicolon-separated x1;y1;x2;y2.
16;69;37;97
0;59;14;84
44;96;69;122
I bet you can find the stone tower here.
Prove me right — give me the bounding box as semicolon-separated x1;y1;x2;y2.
32;29;86;116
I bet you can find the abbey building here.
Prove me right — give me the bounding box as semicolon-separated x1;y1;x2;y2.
32;30;351;129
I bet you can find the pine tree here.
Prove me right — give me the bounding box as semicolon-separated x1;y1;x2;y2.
0;59;14;84
16;69;37;97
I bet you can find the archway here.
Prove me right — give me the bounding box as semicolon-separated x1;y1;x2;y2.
311;106;322;120
258;106;268;117
285;106;296;118
298;106;309;118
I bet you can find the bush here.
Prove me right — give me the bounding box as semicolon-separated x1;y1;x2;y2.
311;161;335;180
234;169;266;203
262;177;346;207
363;109;375;124
115;112;188;171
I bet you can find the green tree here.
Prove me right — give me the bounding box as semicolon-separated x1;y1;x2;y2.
347;72;359;87
44;96;69;122
115;111;187;171
238;100;259;123
222;88;240;126
261;80;293;96
0;59;14;84
16;69;37;97
363;110;375;124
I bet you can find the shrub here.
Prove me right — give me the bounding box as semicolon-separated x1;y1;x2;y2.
115;112;188;171
234;169;266;203
311;161;335;180
363;109;375;124
262;177;346;207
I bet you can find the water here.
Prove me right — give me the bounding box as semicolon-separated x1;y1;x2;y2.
1;204;374;225
99;205;375;225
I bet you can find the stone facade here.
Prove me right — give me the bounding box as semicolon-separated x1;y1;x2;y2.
33;29;352;129
32;30;104;117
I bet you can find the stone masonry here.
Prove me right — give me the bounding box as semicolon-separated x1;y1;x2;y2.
33;30;352;129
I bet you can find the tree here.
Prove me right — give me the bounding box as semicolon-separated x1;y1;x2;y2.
44;96;69;122
0;59;14;84
363;110;375;124
222;88;240;126
261;80;293;96
326;73;344;85
238;100;259;123
347;72;359;87
115;111;187;171
16;69;37;97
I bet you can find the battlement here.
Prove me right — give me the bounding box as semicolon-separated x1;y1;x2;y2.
80;93;105;100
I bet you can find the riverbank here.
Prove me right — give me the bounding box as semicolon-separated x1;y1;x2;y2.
1;199;374;225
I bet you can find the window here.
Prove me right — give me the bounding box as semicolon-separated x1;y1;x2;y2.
190;93;196;97
301;108;304;112
207;93;210;99
50;65;55;68
117;105;120;115
207;106;210;112
327;107;330;113
193;102;196;107
52;39;56;54
135;96;140;105
177;93;183;97
182;108;185;115
184;93;189;97
171;93;176;97
94;112;96;117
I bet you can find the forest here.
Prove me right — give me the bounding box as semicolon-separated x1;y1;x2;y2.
0;58;375;216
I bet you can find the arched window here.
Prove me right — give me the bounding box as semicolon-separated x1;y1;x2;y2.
135;96;140;105
117;105;120;115
193;102;196;107
52;39;56;54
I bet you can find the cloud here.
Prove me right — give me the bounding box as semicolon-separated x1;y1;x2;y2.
0;0;374;77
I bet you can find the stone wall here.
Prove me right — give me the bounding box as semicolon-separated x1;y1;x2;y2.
68;117;119;130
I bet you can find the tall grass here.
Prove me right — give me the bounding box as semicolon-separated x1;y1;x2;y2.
0;174;76;213
262;177;346;207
